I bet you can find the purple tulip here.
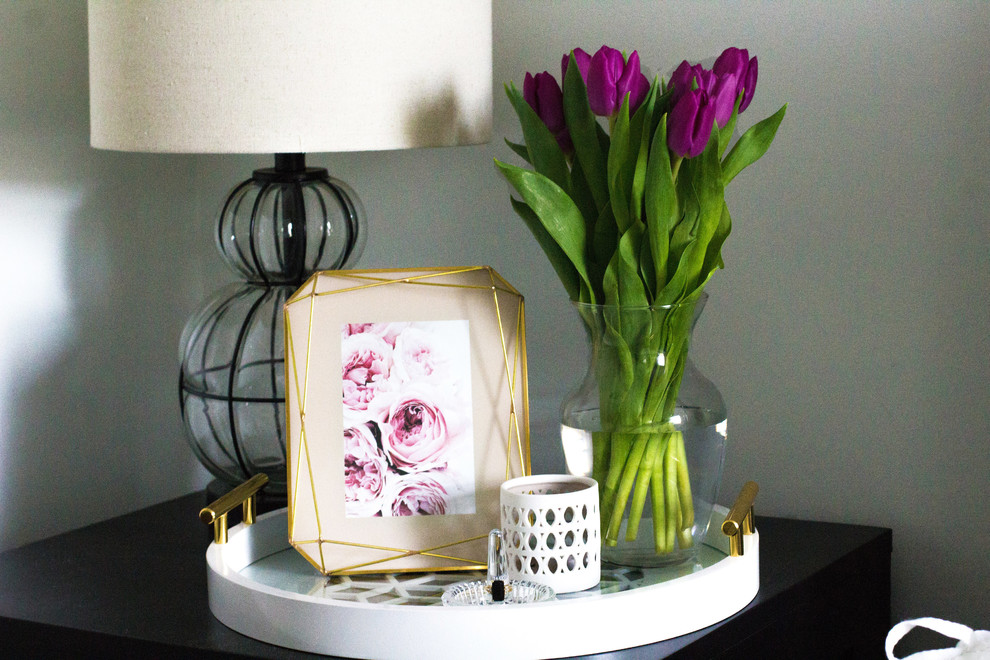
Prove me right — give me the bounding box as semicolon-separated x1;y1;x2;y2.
561;47;592;83
713;47;758;113
708;70;739;127
523;71;565;133
668;60;737;128
667;87;716;158
668;60;700;107
586;46;650;117
523;71;572;151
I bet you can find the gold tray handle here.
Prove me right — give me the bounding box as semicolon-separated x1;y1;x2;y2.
199;474;269;544
721;481;759;557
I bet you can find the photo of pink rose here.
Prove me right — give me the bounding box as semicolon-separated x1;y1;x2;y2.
384;473;449;517
391;326;453;383
342;322;410;346
382;385;450;472
342;423;388;518
341;331;394;413
341;320;475;517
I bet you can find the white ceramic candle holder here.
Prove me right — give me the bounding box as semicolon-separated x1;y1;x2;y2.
500;474;601;593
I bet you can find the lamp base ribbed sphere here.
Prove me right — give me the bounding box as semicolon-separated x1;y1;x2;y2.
180;154;365;493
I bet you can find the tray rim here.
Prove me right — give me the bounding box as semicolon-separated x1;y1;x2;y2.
206;505;758;658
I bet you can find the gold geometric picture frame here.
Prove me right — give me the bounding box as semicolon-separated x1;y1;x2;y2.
283;267;529;575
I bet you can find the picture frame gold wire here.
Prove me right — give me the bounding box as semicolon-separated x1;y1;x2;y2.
283;267;530;575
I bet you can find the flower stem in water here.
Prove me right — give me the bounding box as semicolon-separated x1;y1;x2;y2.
625;432;665;542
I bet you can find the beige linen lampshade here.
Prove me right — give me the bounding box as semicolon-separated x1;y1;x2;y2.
88;0;493;154
86;0;493;493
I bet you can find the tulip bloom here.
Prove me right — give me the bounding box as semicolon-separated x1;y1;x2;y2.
713;47;758;113
667;88;716;158
669;60;737;128
561;47;591;83
523;71;572;152
586;46;650;117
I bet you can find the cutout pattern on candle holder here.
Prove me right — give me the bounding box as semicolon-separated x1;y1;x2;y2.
500;475;601;593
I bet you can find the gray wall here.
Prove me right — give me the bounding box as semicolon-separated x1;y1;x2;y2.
1;0;987;632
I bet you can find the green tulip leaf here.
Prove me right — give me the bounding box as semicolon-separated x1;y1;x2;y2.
603;223;649;308
699;202;732;285
629;81;659;224
504;138;532;165
607;98;633;233
638;236;657;301
508;197;582;302
644;115;676;296
569;156;599;227
671;130;723;296
717;94;743;158
722;103;788;185
599;322;635;411
667;179;698;285
694;127;726;245
652;82;675;126
505;82;572;195
592;203;618;294
659;238;706;305
660;135;716;307
495;159;595;303
563;54;609;212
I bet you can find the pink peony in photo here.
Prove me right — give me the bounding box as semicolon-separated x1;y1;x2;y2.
343;423;388;517
341;331;394;413
342;322;410;346
340;320;476;518
384;473;449;517
382;384;450;472
392;326;452;383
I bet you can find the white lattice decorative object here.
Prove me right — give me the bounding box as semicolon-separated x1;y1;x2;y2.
500;475;601;593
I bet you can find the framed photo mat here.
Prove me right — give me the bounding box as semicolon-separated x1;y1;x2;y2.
283;267;529;575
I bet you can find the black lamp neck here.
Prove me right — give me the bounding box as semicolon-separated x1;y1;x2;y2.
274;153;307;173
252;153;328;183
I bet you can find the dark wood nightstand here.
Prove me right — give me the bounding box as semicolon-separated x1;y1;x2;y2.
0;492;890;658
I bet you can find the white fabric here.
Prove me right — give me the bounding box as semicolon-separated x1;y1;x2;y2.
886;618;990;660
88;0;492;153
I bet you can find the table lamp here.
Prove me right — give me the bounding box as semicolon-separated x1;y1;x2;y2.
88;0;492;495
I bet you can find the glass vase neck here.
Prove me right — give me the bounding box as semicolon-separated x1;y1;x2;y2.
570;291;708;334
570;291;707;314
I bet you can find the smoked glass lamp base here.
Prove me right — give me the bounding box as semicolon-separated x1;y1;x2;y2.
180;153;365;492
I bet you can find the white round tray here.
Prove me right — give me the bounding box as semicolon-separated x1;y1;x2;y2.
206;505;758;659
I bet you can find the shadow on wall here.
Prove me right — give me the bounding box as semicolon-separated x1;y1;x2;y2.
403;81;493;148
0;1;211;551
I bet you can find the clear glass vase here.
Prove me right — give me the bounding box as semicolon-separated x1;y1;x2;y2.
560;293;727;567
